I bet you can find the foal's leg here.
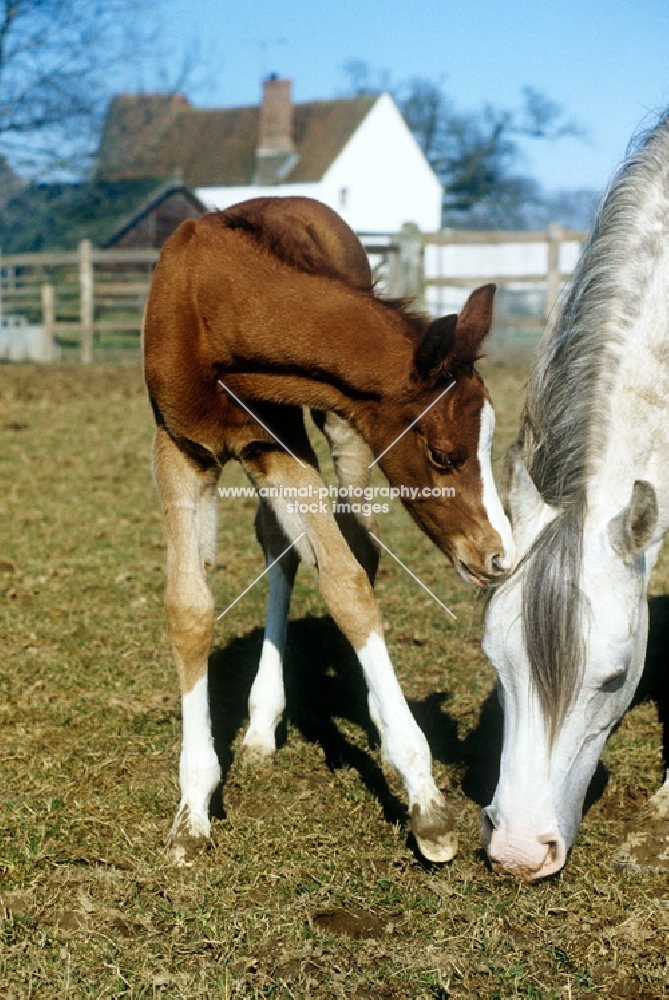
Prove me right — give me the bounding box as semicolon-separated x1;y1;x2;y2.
153;428;221;861
241;449;457;863
240;501;299;760
313;410;380;584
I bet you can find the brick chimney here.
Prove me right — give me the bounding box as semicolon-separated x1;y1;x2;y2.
254;75;298;185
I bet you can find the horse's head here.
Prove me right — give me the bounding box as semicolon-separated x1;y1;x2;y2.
378;285;515;587
481;447;662;879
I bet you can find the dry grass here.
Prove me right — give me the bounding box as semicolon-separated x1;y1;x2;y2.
0;360;667;999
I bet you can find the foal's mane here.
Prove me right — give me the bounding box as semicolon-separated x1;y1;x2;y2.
518;111;669;733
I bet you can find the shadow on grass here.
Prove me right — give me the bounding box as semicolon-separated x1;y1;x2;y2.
207;615;404;825
207;613;481;828
635;594;669;768
206;595;669;826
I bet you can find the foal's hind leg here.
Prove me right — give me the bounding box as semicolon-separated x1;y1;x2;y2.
240;501;299;761
153;428;221;861
241;449;457;864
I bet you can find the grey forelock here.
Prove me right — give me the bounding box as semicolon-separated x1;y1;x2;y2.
518;111;669;734
522;505;587;738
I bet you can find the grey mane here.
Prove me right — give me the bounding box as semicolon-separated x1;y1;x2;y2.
518;110;669;734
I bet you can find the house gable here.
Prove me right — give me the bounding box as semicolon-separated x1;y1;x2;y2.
319;93;443;231
104;181;206;248
196;94;442;232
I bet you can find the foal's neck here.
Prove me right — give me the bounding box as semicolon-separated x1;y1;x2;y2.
207;239;422;422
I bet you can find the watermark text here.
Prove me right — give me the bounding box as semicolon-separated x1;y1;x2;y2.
218;483;456;501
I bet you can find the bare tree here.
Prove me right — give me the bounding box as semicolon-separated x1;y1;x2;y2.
0;0;157;181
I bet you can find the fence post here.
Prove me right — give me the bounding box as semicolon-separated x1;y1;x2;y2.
546;222;563;320
388;222;424;307
79;238;93;363
41;283;54;362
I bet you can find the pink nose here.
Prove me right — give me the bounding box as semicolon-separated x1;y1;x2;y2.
482;812;566;881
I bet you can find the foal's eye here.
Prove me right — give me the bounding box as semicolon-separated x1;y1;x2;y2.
429;447;463;472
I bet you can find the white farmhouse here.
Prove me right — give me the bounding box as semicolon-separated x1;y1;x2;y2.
96;78;442;234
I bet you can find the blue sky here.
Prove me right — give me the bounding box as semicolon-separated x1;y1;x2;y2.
135;0;669;195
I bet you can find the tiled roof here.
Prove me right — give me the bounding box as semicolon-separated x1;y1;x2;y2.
96;93;378;187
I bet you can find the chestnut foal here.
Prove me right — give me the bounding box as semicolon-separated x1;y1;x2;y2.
144;197;513;863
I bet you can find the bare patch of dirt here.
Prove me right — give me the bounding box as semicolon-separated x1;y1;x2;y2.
312;907;396;939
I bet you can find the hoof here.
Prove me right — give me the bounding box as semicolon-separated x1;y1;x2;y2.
239;736;275;767
167;805;211;866
612;783;669;873
410;802;458;863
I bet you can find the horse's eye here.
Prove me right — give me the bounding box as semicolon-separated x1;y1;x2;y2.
599;669;627;693
429;448;462;472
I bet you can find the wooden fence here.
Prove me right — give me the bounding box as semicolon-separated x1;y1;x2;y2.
364;222;587;359
0;225;588;362
0;241;159;363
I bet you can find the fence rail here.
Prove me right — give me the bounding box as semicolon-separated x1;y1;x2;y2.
0;239;159;362
0;225;588;362
370;222;587;359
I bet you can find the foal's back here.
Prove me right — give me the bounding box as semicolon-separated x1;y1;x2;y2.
216;196;373;290
143;197;399;457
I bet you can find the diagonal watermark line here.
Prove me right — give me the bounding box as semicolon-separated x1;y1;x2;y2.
217;531;306;620
368;379;456;469
217;379;308;469
368;531;457;620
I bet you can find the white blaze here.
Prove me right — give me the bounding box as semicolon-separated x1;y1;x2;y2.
478;400;515;569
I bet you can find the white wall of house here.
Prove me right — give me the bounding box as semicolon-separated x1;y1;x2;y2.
196;93;442;233
197;181;322;215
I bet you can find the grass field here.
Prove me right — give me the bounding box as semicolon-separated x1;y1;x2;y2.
0;360;667;999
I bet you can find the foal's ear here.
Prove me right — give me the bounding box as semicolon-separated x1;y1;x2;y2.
453;283;496;365
414;284;497;382
413;313;458;380
608;480;659;563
